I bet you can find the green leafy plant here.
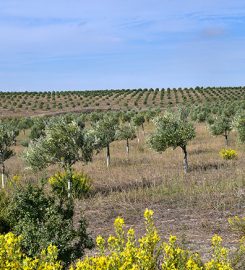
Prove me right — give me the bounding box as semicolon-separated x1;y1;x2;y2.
208;114;233;146
132;114;145;140
116;124;136;155
24;117;93;198
148;111;196;173
4;184;93;266
233;113;245;143
92;115;119;167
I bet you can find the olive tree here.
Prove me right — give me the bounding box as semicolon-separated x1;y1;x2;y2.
18;117;33;135
233;112;245;143
148;111;196;173
29;118;46;141
92;116;119;167
144;110;158;123
208;114;233;146
0;123;17;188
24;118;93;198
116;124;136;155
120;111;135;124
132;114;145;142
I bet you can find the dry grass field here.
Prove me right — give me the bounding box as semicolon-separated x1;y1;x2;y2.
5;121;245;257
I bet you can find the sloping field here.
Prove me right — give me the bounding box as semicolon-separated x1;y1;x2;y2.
1;87;245;117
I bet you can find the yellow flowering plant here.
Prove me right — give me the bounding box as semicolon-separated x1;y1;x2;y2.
228;216;245;236
48;170;92;199
1;210;242;269
204;235;233;270
0;232;62;270
71;209;233;270
219;149;238;160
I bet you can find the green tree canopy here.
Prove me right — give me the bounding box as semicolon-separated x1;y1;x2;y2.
148;111;196;173
116;124;136;155
233;112;245;143
208;114;233;146
17;117;33;134
92;116;119;167
29;118;47;141
24;118;93;197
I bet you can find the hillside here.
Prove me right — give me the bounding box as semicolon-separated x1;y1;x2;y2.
1;87;245;118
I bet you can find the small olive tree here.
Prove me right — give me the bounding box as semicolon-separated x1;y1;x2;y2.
208;114;233;146
24;118;93;198
233;112;245;143
0;123;17;188
92;116;119;167
144;110;158;123
18;117;33;135
148;112;196;173
116;124;136;156
29;118;46;141
120;111;135;124
132;114;145;142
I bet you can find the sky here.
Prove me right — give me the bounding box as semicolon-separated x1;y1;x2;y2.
1;0;245;91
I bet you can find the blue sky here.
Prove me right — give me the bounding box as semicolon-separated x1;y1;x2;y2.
1;0;245;91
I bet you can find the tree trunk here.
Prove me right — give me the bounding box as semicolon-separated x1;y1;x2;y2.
224;132;228;146
141;123;145;135
68;178;71;198
126;138;129;155
67;167;72;199
1;163;5;189
182;145;188;174
106;144;110;167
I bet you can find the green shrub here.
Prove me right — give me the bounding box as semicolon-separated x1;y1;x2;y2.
0;191;10;234
5;184;93;266
20;139;29;147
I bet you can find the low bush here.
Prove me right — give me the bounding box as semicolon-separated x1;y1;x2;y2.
1;206;244;269
0;191;10;234
48;171;92;199
229;216;245;269
71;209;236;270
219;149;238;160
0;232;62;269
4;184;93;266
20;139;29;147
229;216;245;237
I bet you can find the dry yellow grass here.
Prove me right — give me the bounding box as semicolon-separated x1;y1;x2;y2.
4;122;245;256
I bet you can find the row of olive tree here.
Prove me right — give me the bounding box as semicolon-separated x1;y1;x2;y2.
190;101;245;146
2;104;244;193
